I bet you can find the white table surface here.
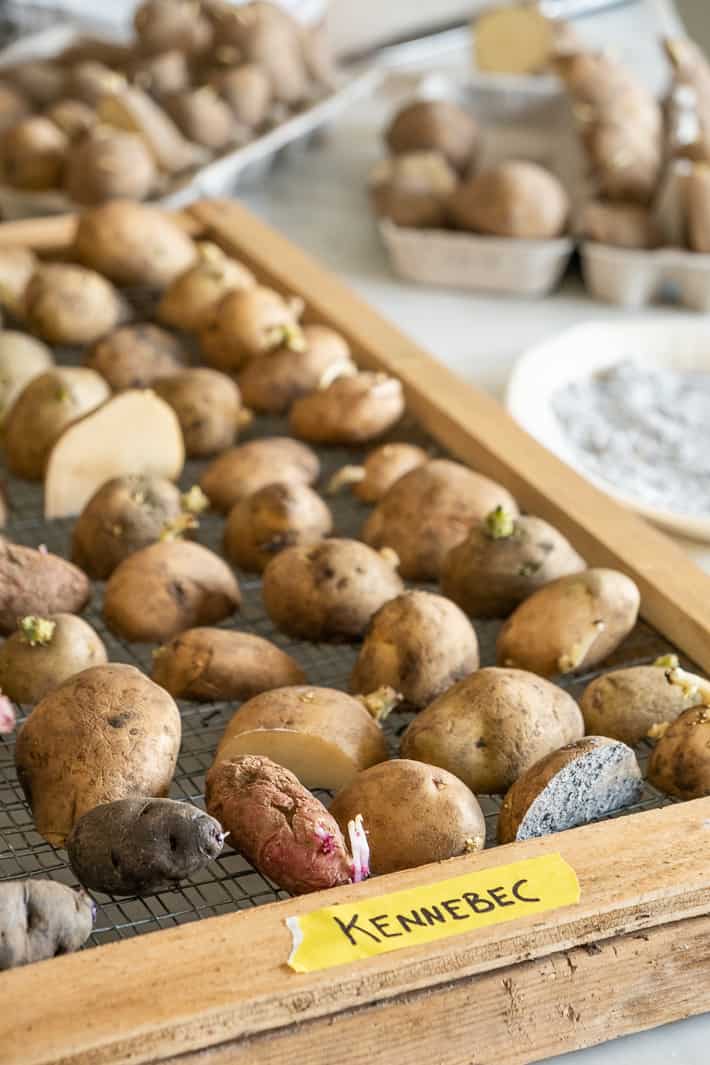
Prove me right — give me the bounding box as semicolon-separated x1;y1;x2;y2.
236;2;710;1062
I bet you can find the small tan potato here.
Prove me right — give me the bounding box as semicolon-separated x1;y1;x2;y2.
0;245;36;318
497;737;642;844
329;443;429;503
200;436;320;512
0;83;30;135
3;367;110;480
15;663;181;846
0;613;107;704
369;150;458;228
648;704;710;799
580;658;706;746
45;98;96;140
165;86;235;149
135;0;213;56
0;538;90;635
71;473;187;579
350;590;479;709
130;50;191;98
68;60;125;106
215;686;387;789
496;569;641;677
385;99;479;174
224;481;332;573
73;200;197;287
0;331;54;423
157;242;256;333
64;128;157;205
200;285;304;371
24;264;125;345
1;116;68;190
581;200;661;250
238;324;353;414
154;368;241;457
152;627;304;701
449;161;569;239
212;64;271;128
104;539;241;643
330;759;486;875
5;61;65;107
289;372;405;446
98;85;206;174
86;323;186;391
401;667;584;795
441;508;586;618
363;459;519;581
262;538;403;642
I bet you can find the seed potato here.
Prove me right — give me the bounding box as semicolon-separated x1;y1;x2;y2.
289;371;405;446
0;613;107;704
0;538;90;635
86;323;186;391
200;285;303;371
331;442;429;503
224;480;332;573
648;704;710;799
238;323;352;414
157;242;255;333
154;368;242;457
200;436;319;512
24;264;125;346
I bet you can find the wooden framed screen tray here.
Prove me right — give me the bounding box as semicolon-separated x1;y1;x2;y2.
2;200;710;1065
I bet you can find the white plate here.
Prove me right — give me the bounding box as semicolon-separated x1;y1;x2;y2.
505;319;710;542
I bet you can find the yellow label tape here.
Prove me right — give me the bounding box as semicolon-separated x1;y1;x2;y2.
286;852;579;973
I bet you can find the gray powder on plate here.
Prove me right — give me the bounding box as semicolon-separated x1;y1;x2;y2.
551;360;710;516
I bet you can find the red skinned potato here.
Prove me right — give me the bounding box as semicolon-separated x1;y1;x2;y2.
289;372;405;446
205;755;363;895
154;368;242;457
104;540;241;643
200;437;319;513
224;481;332;573
86;324;186;391
0;538;90;635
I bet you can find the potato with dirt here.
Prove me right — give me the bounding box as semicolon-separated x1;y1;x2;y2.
104;539;241;643
328;443;429;502
449;161;569;238
200;436;319;512
3;367;110;480
385;99;479;174
199;285;304;371
86;323;186;391
330;759;485;875
224;481;332;573
238;324;353;414
0;116;68;190
205;754;368;895
0;331;54;423
362;459;519;581
64;128;157;205
0;881;94;971
0;538;90;635
401;667;584;794
440;507;585;618
496;568;641;677
262;537;403;641
24;264;126;345
289;371;405;446
15;662;181;846
157;242;255;333
350;590;479;709
152;627;305;701
67;798;225;896
154;368;242;457
0;613;107;704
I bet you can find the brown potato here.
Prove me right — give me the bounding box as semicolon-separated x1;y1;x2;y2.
200;436;319;513
73;200;197;287
15;663;181;846
385;99;479;174
154;368;241;457
68;61;125;106
1;116;68;190
104;540;241;642
165;86;235;149
449;161;569;239
134;0;213;56
686;164;710;252
329;759;485;875
200;285;304;371
157;242;255;333
224;481;332;573
3;367;110;480
71;473;187;579
0;83;30;135
130;50;191;98
350;590;479;709
262;537;403;641
0;613;107;704
215;2;308;105
369;151;458;228
24;264;125;345
85;323;186;391
401;667;584;794
328;442;429;503
212;64;271;128
0;538;90;635
215;686;386;790
0;245;36;318
98;85;206;174
45;98;96;140
289;371;405;446
496;569;641;677
648;704;710;799
6;61;65;107
440;509;585;618
0;331;54;423
238;324;352;414
362;459;519;581
64;128;157;205
581;200;661;249
152;627;305;700
497;737;642;843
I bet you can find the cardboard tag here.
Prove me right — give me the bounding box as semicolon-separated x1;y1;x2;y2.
287;852;579;973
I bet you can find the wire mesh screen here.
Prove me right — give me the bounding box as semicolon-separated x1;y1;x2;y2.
0;299;690;951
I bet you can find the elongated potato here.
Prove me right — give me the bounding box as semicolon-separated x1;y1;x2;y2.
401;667;584;794
98;85;206;174
24;264;125;345
0;538;90;635
152;627;305;700
237;324;353;414
0;613;107;704
215;686;387;789
224;481;332;573
86;323;186;391
15;663;181;846
289;372;405;446
200;437;319;513
104;540;241;643
0;331;54;423
498;737;642;843
496;569;641;677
